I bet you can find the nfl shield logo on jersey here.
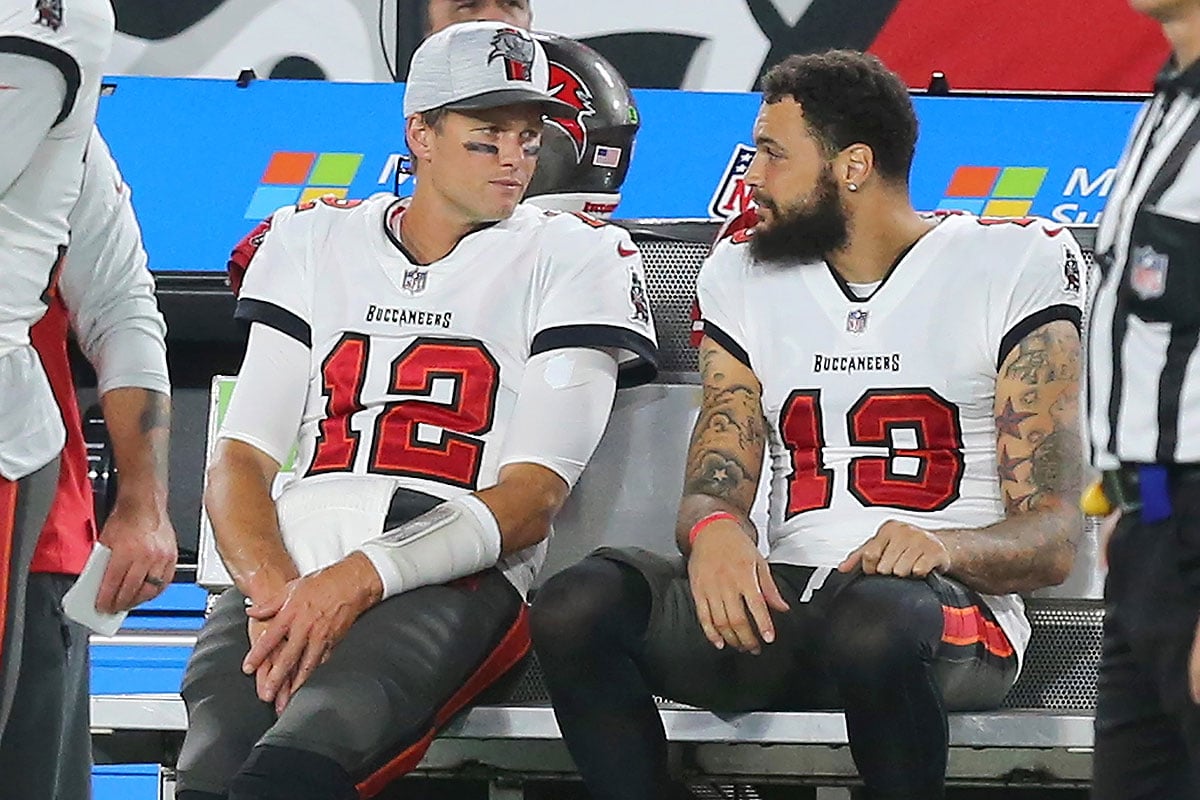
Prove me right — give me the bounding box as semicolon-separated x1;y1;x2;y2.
402;268;428;295
1130;245;1168;300
846;309;868;334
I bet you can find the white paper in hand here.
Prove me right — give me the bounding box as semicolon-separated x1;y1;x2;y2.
62;542;128;636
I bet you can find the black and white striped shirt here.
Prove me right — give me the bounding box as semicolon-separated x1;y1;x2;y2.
1088;59;1200;468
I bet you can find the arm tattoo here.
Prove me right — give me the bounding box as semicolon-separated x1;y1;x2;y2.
140;391;172;486
996;324;1082;514
938;320;1083;595
139;391;171;435
683;344;765;515
1003;330;1053;384
1025;428;1083;510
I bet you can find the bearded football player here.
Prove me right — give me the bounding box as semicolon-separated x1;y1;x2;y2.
532;50;1085;800
175;22;656;800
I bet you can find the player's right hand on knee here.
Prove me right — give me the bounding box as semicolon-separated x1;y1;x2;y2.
688;524;789;655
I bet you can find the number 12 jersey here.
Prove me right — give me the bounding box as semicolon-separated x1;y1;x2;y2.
235;194;658;593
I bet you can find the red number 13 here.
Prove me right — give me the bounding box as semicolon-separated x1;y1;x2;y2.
780;388;964;517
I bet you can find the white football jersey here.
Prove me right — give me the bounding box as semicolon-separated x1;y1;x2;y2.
697;213;1085;660
0;0;114;479
236;194;658;595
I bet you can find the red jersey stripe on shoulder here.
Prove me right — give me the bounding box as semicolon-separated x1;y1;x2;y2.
227;216;275;297
711;207;759;253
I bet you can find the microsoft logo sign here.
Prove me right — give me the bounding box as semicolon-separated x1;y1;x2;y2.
244;151;365;219
937;166;1049;217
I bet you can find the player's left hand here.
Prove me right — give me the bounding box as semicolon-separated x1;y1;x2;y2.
839;520;951;579
1189;615;1200;704
96;499;178;614
241;555;379;708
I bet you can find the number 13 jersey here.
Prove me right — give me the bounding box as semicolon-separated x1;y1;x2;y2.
697;213;1084;658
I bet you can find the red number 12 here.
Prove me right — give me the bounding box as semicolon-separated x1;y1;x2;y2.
308;335;500;489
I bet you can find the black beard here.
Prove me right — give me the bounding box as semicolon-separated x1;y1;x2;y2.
748;169;849;266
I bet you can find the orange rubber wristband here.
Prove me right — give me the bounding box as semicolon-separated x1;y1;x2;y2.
688;511;739;545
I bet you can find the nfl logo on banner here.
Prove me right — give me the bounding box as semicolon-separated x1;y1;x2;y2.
708;144;757;220
402;268;428;295
846;309;868;334
1130;245;1168;300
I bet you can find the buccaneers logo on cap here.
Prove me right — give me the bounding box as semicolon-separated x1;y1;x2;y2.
34;0;63;31
489;29;536;83
546;62;596;163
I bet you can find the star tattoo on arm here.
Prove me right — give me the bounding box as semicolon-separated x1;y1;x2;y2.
676;336;767;549
997;443;1030;483
995;398;1036;439
931;319;1084;595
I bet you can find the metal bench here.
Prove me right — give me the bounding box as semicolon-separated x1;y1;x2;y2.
91;221;1104;797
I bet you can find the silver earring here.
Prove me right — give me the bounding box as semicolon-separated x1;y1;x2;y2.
847;182;859;192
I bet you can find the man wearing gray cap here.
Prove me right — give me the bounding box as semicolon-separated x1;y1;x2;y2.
174;21;658;800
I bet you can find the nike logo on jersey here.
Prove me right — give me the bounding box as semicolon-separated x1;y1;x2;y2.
617;243;638;258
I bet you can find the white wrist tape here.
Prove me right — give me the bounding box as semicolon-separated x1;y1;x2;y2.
356;494;502;600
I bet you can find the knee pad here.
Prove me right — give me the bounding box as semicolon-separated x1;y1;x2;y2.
826;577;940;686
531;557;650;656
228;745;356;800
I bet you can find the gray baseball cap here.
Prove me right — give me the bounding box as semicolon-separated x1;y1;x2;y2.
403;21;576;119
